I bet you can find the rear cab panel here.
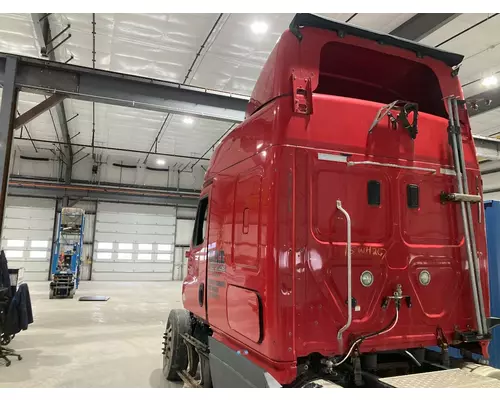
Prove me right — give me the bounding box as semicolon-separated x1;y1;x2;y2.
265;22;489;355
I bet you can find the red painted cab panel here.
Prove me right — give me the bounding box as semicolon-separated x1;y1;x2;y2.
182;14;491;385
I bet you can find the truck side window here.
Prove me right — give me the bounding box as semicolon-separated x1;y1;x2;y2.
192;197;209;247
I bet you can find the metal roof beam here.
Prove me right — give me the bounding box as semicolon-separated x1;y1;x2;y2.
30;14;73;184
13;93;66;130
390;13;460;41
0;52;248;123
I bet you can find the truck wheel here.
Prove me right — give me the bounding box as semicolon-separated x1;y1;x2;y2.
162;309;190;381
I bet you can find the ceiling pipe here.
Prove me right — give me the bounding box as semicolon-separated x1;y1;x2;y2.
8;179;200;199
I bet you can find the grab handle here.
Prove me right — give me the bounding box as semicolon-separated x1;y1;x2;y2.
336;200;352;340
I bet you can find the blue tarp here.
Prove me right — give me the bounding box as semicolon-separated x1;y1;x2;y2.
484;200;500;368
425;201;499;367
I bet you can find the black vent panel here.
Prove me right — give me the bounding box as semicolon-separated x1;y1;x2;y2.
367;180;381;206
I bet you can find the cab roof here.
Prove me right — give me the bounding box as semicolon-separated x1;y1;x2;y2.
290;13;464;68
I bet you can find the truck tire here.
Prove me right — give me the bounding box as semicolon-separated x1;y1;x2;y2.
162;309;190;381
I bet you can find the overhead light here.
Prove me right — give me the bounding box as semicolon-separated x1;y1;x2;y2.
183;117;194;125
482;75;498;87
251;21;268;35
156;159;166;166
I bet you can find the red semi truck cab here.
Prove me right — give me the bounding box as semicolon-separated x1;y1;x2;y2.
167;14;497;388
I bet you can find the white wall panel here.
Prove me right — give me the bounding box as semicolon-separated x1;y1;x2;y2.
93;202;176;281
177;207;197;219
176;219;195;246
482;173;500;191
485;192;500;201
95;232;174;243
1;196;56;281
97;213;175;225
91;272;174;281
70;200;98;213
98;202;176;215
96;222;176;235
174;246;189;281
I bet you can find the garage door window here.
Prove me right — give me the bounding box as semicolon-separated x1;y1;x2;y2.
97;252;112;260
118;253;132;260
29;251;47;259
31;240;48;248
158;244;173;252
5;250;23;258
157;253;172;261
6;240;24;248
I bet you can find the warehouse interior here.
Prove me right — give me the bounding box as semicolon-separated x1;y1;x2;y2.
1;12;500;387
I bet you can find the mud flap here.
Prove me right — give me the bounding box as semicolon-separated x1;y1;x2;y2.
208;336;282;388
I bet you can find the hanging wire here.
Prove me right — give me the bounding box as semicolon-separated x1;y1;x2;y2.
91;13;96;157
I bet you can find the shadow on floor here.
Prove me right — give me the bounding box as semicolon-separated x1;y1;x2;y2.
149;368;183;388
0;348;72;384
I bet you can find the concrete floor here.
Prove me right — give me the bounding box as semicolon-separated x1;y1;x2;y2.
0;281;184;388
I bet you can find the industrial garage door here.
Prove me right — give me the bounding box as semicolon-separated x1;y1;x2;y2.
93;202;176;281
174;217;195;280
1;197;56;281
173;246;190;281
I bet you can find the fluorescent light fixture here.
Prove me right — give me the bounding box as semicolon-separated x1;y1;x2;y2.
251;21;268;34
156;159;166;166
482;75;498;87
183;117;194;124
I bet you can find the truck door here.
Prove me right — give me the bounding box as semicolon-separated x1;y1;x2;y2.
183;190;210;320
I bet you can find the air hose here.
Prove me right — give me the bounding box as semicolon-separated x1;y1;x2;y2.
328;305;400;368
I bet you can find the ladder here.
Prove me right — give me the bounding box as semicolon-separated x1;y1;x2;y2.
445;96;487;336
